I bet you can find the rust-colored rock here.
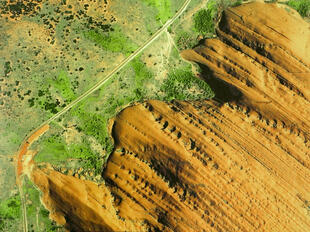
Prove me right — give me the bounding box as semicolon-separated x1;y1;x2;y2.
31;2;310;232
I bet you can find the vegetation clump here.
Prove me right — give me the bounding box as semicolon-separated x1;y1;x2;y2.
142;0;172;22
28;71;76;115
52;71;76;103
0;179;61;231
286;0;310;17
0;195;21;230
84;27;137;55
161;68;215;101
176;31;198;50
131;57;153;97
193;0;244;36
35;130;105;175
193;7;216;35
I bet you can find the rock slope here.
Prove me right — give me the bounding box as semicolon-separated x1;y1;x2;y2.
30;2;310;231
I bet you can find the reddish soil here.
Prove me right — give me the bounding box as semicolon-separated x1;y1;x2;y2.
16;124;49;184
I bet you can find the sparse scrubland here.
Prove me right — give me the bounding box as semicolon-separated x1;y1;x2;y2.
161;68;215;101
83;26;138;55
0;178;61;231
142;0;172;22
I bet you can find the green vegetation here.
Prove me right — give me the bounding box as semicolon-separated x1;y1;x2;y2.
231;0;242;7
67;142;103;171
52;71;76;103
0;194;21;230
193;0;218;35
194;9;215;35
35;134;71;164
4;61;12;76
28;87;58;115
193;0;243;36
71;106;112;170
286;0;310;17
28;71;76;115
35;130;104;175
161;68;215;101
131;57;153;96
0;178;62;231
142;0;172;22
22;178;63;231
176;31;198;50
84;27;138;55
36;57;154;174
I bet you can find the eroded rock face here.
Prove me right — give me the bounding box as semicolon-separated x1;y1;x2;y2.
181;2;310;132
31;2;310;232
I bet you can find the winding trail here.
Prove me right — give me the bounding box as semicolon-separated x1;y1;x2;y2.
15;1;192;231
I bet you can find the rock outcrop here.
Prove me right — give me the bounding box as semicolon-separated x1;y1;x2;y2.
31;2;310;231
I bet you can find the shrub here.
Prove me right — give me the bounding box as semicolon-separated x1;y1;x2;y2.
193;0;242;35
0;195;21;230
176;31;197;50
286;0;310;17
142;0;172;22
161;68;215;101
84;27;137;55
193;8;215;35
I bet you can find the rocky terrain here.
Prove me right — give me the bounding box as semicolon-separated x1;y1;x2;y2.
29;2;310;231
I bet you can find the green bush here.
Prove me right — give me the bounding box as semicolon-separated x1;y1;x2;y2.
193;9;215;35
161;68;215;101
286;0;310;17
67;142;103;172
193;0;244;35
53;71;76;103
0;195;21;230
35;135;71;164
142;0;172;22
84;27;137;55
131;57;153;90
176;31;197;50
231;0;242;7
193;0;218;35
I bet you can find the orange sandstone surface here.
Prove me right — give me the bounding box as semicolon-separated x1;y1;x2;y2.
30;2;310;232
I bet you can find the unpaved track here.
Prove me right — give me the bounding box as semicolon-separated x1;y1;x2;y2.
16;124;49;232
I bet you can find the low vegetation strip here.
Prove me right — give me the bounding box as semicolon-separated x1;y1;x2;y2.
142;0;172;22
161;68;215;101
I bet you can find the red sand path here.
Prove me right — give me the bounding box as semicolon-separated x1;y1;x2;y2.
16;124;50;185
